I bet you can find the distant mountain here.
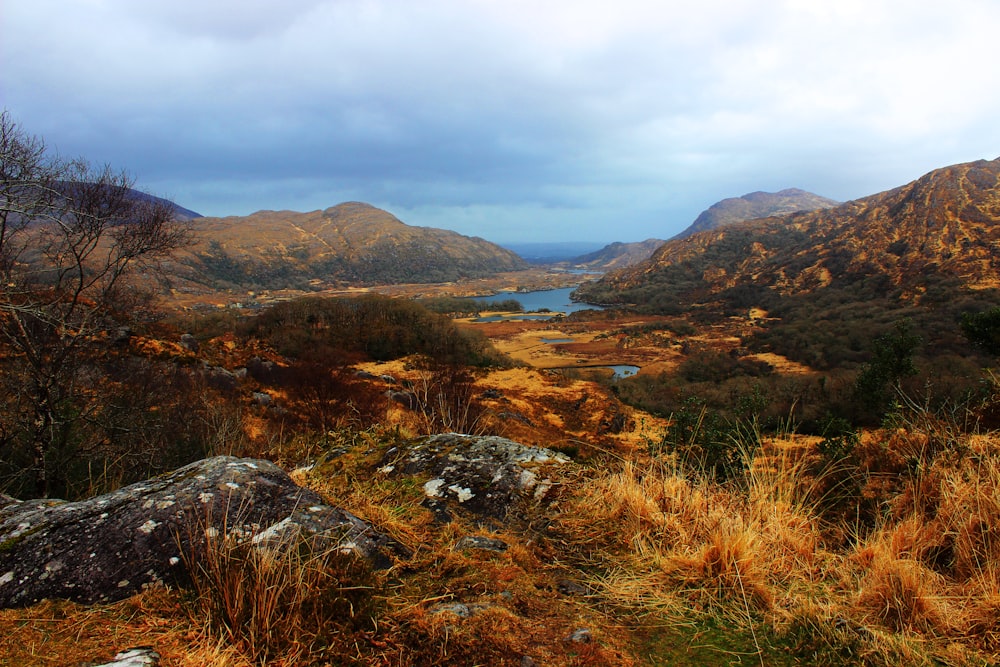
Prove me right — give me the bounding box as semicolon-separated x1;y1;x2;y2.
675;188;840;238
577;158;1000;310
501;241;609;263
132;192;202;221
176;202;528;290
568;239;666;271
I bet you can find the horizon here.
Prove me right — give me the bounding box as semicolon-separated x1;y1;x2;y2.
3;1;1000;243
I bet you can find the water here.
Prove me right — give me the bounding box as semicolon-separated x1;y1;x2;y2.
471;287;600;316
608;364;640;379
541;337;575;344
471;314;553;323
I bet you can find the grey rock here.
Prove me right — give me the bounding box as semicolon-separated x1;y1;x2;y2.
566;628;592;643
557;579;592;596
429;601;490;618
252;391;273;406
387;390;418;410
0;456;402;608
386;433;570;521
178;333;199;352
430;602;475;618
92;647;160;667
454;535;509;553
112;326;133;346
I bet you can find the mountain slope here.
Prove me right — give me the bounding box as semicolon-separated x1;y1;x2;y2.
676;188;840;238
569;239;666;270
579;158;1000;307
176;202;528;290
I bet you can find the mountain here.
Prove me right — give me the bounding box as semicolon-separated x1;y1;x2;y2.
137;192;202;221
554;189;835;273
675;188;840;238
176;202;528;290
501;241;609;263
577;158;1000;309
568;239;666;271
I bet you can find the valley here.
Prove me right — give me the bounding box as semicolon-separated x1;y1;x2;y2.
5;138;1000;666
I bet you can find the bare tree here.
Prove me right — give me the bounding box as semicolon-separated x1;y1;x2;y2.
0;110;191;497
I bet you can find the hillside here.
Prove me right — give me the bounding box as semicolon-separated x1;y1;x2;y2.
675;187;840;238
174;202;528;290
575;158;1000;372
567;238;666;270
580;159;1000;305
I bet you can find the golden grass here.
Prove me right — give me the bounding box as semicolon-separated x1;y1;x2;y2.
557;430;1000;664
9;420;1000;665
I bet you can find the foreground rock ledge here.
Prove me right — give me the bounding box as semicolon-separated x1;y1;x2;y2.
0;456;399;608
384;433;572;522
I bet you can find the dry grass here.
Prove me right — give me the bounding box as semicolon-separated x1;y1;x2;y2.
557;429;1000;664
0;589;252;667
180;517;375;666
8;416;1000;665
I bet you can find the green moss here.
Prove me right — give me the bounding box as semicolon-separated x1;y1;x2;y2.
0;523;44;553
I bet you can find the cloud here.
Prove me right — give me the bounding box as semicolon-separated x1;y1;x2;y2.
3;0;1000;241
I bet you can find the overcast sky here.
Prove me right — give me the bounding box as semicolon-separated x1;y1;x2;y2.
3;0;1000;243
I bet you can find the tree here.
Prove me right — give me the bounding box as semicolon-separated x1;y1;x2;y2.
0;110;191;497
852;319;921;422
960;307;1000;358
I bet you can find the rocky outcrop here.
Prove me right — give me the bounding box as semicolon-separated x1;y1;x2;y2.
381;433;571;523
0;456;400;608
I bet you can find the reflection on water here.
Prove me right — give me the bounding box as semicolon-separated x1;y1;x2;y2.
608;364;640;379
472;314;554;323
469;287;601;320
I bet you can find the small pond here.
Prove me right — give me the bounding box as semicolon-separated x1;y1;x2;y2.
608;364;640;379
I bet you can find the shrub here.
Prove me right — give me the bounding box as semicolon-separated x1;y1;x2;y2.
182;523;375;665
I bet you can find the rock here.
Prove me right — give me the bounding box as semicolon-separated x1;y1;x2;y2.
566;628;592;643
557;579;592;596
0;456;402;608
91;647;160;667
112;326;133;346
454;535;509;553
429;602;478;618
203;365;238;391
387;390;418;410
178;333;199;352
252;391;273;406
246;357;278;383
385;434;570;521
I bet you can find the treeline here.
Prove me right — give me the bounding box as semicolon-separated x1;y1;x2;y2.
417;296;524;316
243;294;512;367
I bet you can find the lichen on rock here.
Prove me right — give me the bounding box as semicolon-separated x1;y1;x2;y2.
0;456;402;608
384;433;571;522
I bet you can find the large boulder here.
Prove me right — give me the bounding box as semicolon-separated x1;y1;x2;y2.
381;433;571;522
0;456;400;608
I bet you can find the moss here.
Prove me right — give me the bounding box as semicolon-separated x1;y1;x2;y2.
0;523;45;553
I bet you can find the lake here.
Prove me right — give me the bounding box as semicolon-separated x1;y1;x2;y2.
471;287;601;318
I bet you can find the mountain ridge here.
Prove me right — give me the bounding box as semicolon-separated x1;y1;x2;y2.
675;187;841;238
174;201;528;291
577;157;1000;307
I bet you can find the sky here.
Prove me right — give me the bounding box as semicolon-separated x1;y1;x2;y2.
3;0;1000;244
